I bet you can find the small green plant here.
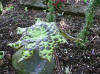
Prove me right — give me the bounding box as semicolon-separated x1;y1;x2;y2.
52;0;66;8
6;5;14;11
46;0;66;22
84;0;87;3
24;7;28;12
0;51;4;60
0;1;3;13
46;0;56;22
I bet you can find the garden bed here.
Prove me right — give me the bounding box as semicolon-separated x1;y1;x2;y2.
0;0;100;74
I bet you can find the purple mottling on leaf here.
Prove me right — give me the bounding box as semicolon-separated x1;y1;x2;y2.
91;49;95;55
29;49;32;51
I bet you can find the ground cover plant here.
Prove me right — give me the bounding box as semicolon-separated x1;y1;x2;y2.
0;0;100;74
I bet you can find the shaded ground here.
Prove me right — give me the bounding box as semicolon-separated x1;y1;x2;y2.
0;0;100;74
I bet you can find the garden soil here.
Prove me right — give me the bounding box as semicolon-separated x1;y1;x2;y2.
0;0;100;74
